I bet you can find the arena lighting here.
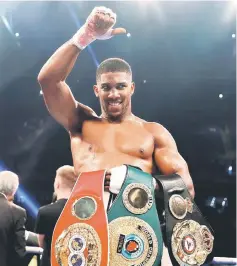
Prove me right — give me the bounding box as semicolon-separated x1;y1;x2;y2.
127;32;131;38
232;33;236;38
15;32;19;37
1;15;14;36
219;93;223;99
0;161;40;218
227;165;233;175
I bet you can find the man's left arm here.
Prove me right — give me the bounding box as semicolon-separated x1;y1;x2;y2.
14;208;27;258
147;123;195;198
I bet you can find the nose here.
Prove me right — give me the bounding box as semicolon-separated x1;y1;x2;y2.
108;88;120;99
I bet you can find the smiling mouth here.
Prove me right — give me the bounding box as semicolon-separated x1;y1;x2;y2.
108;102;122;106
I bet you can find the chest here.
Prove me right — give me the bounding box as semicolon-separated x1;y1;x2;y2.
81;121;154;157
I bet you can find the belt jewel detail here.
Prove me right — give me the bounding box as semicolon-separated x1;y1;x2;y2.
171;220;214;266
169;194;188;220
122;183;153;215
72;197;97;220
109;216;158;265
55;223;102;266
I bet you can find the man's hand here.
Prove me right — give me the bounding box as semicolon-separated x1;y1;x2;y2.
87;7;126;38
104;169;159;193
72;6;126;50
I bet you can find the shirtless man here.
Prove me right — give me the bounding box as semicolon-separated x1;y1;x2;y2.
37;6;194;199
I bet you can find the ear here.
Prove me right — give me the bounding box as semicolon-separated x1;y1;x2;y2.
130;82;135;95
93;85;99;97
54;178;60;190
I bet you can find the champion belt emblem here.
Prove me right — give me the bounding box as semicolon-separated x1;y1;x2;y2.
55;223;101;266
51;170;108;266
72;197;97;220
123;183;153;214
169;194;193;220
109;216;158;266
171;220;214;266
169;194;188;219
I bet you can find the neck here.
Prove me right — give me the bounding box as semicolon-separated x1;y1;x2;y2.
56;190;71;200
101;112;135;123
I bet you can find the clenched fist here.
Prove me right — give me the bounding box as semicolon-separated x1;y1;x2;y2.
72;6;126;50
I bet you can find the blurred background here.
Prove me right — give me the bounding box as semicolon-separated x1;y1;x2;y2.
0;0;235;259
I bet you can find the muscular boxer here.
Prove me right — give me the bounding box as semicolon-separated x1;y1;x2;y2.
38;6;194;199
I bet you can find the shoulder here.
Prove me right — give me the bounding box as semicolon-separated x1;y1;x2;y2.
143;122;170;136
143;122;177;149
37;200;65;215
10;203;26;217
134;118;173;139
37;203;55;215
9;203;27;224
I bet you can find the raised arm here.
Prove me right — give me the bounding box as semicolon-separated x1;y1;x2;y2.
38;43;81;130
147;123;195;198
37;6;126;131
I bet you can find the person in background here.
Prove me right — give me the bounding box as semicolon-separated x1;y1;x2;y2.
0;170;27;266
35;165;76;266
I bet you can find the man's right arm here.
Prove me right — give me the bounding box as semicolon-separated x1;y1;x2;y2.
37;42;83;131
38;7;125;131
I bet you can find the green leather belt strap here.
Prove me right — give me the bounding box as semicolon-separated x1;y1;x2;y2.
108;165;163;266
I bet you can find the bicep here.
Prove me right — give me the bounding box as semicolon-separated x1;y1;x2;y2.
150;123;182;173
151;123;194;197
154;147;188;175
40;80;78;130
154;147;195;198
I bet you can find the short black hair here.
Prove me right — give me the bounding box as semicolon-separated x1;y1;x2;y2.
96;58;132;83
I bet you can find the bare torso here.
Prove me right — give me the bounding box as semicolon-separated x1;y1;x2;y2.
70;116;156;176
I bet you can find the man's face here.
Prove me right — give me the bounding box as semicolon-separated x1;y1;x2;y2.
94;72;135;121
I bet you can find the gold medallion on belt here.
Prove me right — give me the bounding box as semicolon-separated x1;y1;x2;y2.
171;220;214;266
109;216;158;266
169;194;193;220
55;223;101;266
122;183;153;215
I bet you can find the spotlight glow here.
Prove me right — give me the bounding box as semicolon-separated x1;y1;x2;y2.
219;94;223;99
232;33;235;38
15;32;19;37
127;33;131;38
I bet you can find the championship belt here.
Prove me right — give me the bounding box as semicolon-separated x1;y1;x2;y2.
153;174;214;266
108;165;163;266
51;170;109;266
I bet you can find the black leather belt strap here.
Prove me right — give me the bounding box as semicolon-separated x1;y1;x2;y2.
153;174;215;266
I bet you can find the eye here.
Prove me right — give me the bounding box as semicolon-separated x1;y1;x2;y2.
117;84;126;90
101;85;110;91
